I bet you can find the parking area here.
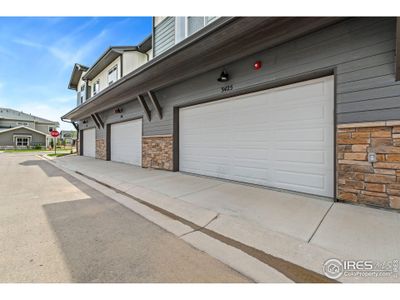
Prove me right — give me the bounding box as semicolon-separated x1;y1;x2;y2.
0;153;251;283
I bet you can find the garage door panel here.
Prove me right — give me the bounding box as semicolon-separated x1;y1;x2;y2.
275;128;327;142
275;149;326;164
180;76;334;197
186;162;229;176
271;81;325;103
233;148;270;160
274;105;325;123
110;119;142;166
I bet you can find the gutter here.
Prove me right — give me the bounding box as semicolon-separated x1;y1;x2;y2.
61;117;79;132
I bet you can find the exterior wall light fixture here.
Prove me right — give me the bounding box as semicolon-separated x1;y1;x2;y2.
217;70;230;82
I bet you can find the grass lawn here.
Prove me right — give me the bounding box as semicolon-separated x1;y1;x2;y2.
3;149;51;153
3;148;75;155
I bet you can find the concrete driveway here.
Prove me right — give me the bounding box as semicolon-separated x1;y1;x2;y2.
52;155;400;283
0;153;251;283
55;155;334;242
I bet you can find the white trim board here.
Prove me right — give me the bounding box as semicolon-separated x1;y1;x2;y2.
0;126;50;136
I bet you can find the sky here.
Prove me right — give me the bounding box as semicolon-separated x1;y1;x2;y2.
0;17;152;130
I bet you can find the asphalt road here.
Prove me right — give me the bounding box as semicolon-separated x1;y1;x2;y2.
0;153;251;283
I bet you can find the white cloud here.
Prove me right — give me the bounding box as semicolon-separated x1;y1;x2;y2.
49;29;109;69
12;101;76;131
11;19;108;70
13;38;43;49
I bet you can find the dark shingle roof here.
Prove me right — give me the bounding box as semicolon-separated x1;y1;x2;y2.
0;107;59;125
68;63;89;90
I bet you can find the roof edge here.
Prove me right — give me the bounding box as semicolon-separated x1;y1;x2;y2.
82;46;139;81
68;63;89;90
0;126;50;136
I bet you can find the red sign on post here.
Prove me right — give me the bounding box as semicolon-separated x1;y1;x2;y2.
50;130;60;138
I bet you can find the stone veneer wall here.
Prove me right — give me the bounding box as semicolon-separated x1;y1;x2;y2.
337;121;400;209
142;135;173;171
76;140;80;155
96;139;106;160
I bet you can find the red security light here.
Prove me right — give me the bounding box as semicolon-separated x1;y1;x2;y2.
253;60;262;70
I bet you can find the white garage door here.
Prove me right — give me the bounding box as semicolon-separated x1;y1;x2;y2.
111;119;142;166
83;128;96;158
179;76;334;197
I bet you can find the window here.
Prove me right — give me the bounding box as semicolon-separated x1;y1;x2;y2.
108;65;118;85
16;122;28;126
93;80;100;95
16;137;29;146
187;17;205;36
175;17;217;43
79;84;85;104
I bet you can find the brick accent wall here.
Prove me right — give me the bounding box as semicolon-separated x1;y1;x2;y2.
337;121;400;209
142;135;173;170
96;139;106;160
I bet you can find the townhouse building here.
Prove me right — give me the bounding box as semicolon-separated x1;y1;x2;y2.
0;107;59;149
63;17;400;210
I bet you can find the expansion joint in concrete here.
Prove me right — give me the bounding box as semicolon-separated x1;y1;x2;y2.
178;213;220;238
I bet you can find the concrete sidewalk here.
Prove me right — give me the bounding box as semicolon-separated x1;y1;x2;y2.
50;155;400;283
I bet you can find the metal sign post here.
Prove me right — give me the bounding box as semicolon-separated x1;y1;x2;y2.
50;130;60;155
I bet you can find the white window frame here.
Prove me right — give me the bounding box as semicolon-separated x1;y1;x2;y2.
108;65;118;85
175;17;217;44
16;122;29;126
79;84;85;104
15;136;30;146
186;17;206;36
93;80;100;96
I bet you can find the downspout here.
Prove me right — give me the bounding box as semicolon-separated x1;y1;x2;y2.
85;79;90;101
152;17;155;59
120;54;123;78
142;51;150;62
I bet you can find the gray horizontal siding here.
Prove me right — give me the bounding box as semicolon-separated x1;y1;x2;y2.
154;17;175;57
79;118;98;138
98;100;145;139
143;17;398;135
0;128;46;147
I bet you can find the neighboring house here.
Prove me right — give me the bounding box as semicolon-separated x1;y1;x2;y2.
63;17;400;210
60;130;77;145
0;107;59;149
